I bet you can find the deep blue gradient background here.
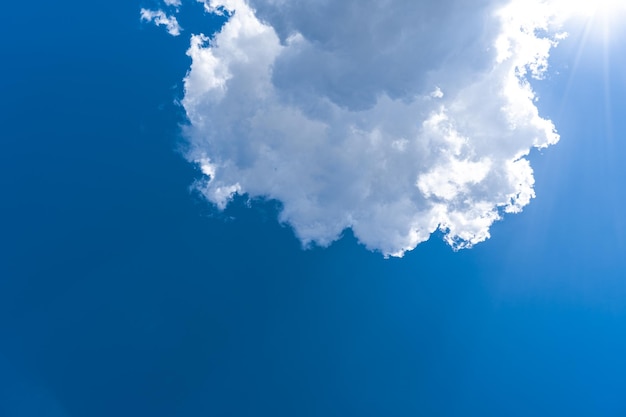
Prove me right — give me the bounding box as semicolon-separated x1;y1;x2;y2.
1;1;626;416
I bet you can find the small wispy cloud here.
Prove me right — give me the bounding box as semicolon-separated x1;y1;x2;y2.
140;8;182;36
164;0;182;6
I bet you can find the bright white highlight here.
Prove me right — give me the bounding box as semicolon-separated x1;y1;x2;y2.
180;0;569;257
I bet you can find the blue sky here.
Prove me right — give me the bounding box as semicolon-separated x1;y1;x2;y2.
1;1;626;416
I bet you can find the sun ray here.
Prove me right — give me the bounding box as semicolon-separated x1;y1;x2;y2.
551;0;625;119
601;10;616;166
554;16;592;120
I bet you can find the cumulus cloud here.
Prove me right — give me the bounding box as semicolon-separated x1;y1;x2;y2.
140;8;182;36
164;0;182;6
180;0;568;257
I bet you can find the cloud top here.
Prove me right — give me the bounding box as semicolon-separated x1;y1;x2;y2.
181;0;564;256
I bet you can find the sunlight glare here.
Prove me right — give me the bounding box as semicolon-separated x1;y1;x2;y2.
559;0;626;18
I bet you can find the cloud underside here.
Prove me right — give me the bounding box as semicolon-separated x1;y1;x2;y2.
183;0;563;257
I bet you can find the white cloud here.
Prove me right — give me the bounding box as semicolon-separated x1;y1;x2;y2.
140;9;182;36
180;0;568;257
164;0;182;7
